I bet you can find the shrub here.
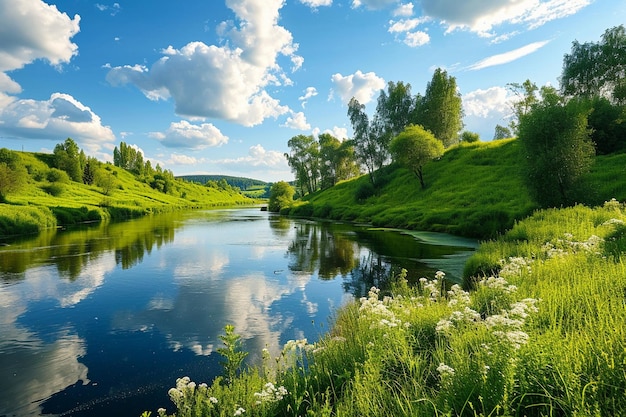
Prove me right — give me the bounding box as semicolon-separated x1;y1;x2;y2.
46;168;70;183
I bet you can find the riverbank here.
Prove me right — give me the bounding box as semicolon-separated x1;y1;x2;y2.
0;151;258;238
151;200;626;417
285;139;626;240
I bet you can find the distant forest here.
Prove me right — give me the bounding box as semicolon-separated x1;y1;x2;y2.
177;175;268;190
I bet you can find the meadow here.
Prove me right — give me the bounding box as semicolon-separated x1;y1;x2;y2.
0;151;257;237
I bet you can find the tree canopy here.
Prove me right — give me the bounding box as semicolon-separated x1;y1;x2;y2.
390;125;444;189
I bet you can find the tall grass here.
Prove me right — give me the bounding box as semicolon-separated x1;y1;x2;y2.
148;200;626;417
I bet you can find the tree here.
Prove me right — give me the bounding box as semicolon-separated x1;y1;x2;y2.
561;25;626;103
389;125;444;189
493;124;513;140
518;87;595;207
413;68;463;147
347;97;388;185
584;97;626;154
53;138;82;181
268;181;295;212
284;135;320;195
114;141;145;175
318;133;360;190
375;81;415;139
460;131;480;143
507;80;539;135
0;148;27;202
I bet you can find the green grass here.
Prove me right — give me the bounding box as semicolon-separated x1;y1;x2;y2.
287;139;626;239
0;151;259;236
148;201;626;417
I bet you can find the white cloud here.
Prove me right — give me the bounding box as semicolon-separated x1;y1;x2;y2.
420;0;591;36
319;126;349;140
0;0;80;73
352;0;399;10
149;120;229;149
393;3;414;17
404;31;430;47
0;93;115;153
467;40;550;70
281;111;311;130
106;0;300;127
299;87;318;108
330;70;386;105
463;86;512;118
300;0;333;8
166;153;206;166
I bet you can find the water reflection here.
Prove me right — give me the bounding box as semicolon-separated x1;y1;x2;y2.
0;209;475;417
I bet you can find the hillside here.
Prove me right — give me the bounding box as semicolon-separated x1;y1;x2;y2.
0;151;258;237
287;139;626;239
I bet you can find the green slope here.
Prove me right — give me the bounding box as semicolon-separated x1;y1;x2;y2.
288;139;626;239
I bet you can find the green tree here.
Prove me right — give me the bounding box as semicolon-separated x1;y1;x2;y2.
460;131;480;143
113;141;145;175
318;133;360;190
507;80;539;135
389;125;444;189
413;68;463;147
285;135;320;195
561;25;626;103
518;87;595;207
0;148;27;202
53;138;82;181
493;124;513;140
584;97;626;154
268;181;295;213
348;97;385;185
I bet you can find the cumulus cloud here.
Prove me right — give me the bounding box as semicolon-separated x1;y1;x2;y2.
214;144;290;178
0;93;115;152
149;120;229;149
299;87;318;108
106;0;300;127
420;0;590;36
281;111;311;130
463;86;512;118
0;0;80;74
330;70;386;104
314;126;349;140
467;40;550;70
300;0;333;8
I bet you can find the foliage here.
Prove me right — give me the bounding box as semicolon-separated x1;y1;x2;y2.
347;97;386;185
53;138;83;182
114;141;145;174
0;148;27;201
584;96;626;154
284;134;320;196
413;68;464;147
561;25;626;103
518;87;595;207
318;133;360;190
177;175;267;191
390;125;444;189
268;181;294;213
493;124;512;140
460;131;480;143
217;325;249;384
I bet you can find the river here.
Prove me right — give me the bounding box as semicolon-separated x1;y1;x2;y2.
0;208;477;417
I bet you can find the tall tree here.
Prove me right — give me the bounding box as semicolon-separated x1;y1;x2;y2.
413;68;463;147
375;81;415;139
518;87;595;207
318;133;360;190
507;80;539;135
53;138;82;182
561;25;626;103
268;181;295;213
0;148;27;202
390;125;444;189
285;135;320;195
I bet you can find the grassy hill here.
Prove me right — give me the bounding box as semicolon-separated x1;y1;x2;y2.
287;138;626;239
0;152;259;237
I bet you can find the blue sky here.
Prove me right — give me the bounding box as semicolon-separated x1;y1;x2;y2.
0;0;624;182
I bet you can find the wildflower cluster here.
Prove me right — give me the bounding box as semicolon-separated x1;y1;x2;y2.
359;286;406;329
253;382;289;404
499;256;533;278
541;233;603;258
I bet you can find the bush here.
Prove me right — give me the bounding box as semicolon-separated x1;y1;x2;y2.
355;181;375;202
42;183;64;196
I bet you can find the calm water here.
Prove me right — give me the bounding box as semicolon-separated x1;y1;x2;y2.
0;208;476;417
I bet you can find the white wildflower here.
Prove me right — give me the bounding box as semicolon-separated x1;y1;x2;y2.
209;396;218;404
234;407;246;416
437;363;456;378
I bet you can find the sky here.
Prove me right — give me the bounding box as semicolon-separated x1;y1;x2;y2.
0;0;624;182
